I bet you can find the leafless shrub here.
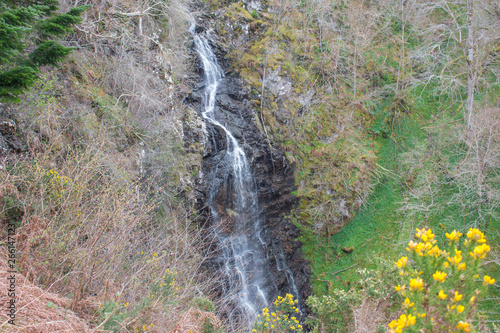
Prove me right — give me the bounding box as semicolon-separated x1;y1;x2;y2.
352;298;387;333
0;139;210;331
399;107;500;229
63;0;194;79
170;307;223;333
452;107;500;227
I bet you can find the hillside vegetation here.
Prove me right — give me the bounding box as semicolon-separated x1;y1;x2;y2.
206;0;500;331
0;0;222;330
0;0;499;331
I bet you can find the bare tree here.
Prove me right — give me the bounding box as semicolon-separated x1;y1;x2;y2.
454;107;500;227
466;0;475;132
409;0;499;124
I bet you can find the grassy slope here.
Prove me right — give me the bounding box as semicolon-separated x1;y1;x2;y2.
301;88;500;327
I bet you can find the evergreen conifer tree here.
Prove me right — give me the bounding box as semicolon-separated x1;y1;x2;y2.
0;0;89;102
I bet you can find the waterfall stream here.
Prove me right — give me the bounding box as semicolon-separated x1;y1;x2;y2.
192;29;270;329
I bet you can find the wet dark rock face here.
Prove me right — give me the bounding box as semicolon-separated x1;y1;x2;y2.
187;35;311;318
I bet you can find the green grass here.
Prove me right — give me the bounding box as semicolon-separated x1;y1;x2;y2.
301;90;500;326
300;117;413;295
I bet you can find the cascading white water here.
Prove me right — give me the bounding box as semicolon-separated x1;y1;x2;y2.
192;28;270;328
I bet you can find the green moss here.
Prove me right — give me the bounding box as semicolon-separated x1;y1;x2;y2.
229;2;255;21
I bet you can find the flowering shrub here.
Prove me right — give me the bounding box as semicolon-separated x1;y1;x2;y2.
389;227;496;333
252;293;303;332
44;168;72;201
149;265;179;301
307;265;397;332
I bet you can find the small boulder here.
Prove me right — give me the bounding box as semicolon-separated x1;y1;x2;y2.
341;247;354;254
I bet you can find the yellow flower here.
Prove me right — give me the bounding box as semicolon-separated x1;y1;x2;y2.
403;298;414;308
396;256;408;268
466;228;486;243
438;290;447;300
414;242;426;256
406;314;416;326
457;263;466;271
447;250;462;265
423;241;433;253
388;320;401;333
456;321;471;332
406;240;418;252
427;245;441;257
409;277;424;291
416;227;435;242
454;291;463;302
483;275;495;285
457;305;465;313
395;284;405;292
433;271;447;282
470;243;491;259
469;296;475;304
446;230;463;241
389;313;416;331
443;261;450;268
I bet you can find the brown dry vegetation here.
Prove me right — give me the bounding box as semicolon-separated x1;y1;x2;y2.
0;251;93;332
0;140;206;330
169;308;223;333
0;0;221;330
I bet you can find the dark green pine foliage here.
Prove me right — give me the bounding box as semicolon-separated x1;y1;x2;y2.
0;1;89;102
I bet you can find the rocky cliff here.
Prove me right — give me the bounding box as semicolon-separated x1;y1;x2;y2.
186;21;311;317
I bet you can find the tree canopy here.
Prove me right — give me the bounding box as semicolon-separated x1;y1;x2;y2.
0;0;88;102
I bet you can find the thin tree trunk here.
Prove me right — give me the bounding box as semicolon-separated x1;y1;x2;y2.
466;0;475;132
476;141;483;227
350;29;358;122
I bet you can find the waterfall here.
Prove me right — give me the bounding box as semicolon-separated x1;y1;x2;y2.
192;28;270;329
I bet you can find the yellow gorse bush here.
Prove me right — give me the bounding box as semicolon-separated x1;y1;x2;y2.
252;293;303;333
389;227;496;333
44;168;72;199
